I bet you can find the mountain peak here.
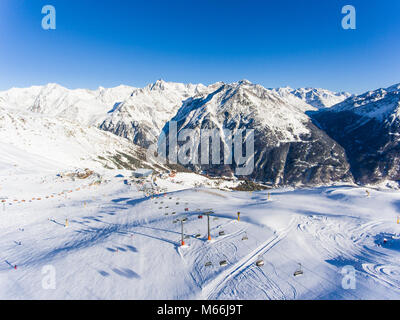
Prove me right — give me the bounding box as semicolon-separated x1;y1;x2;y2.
149;79;166;90
238;79;252;85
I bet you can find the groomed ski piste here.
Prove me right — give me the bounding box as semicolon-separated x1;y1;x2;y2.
1;143;400;300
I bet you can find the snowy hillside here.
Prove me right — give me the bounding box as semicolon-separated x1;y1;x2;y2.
1;156;400;299
0;106;159;172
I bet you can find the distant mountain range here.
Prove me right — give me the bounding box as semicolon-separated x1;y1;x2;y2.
1;80;399;187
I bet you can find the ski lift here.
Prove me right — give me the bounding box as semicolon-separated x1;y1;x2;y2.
219;260;228;267
205;261;212;267
219;231;225;236
293;263;303;276
256;256;264;267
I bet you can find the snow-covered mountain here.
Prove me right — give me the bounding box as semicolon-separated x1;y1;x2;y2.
159;80;353;186
3;80;400;186
0;80;351;148
272;86;352;110
0;105;161;172
0;83;136;126
99;80;213;148
311;83;400;184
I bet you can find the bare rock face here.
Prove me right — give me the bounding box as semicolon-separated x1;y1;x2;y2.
311;84;400;184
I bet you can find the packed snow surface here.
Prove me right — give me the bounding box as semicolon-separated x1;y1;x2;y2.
1;149;400;299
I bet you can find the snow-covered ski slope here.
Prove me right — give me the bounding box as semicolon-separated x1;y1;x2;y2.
1;148;400;299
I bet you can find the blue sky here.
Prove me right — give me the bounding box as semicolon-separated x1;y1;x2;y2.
0;0;399;93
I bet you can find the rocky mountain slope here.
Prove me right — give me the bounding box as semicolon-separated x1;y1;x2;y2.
6;80;400;187
99;80;212;148
159;80;353;186
311;83;400;184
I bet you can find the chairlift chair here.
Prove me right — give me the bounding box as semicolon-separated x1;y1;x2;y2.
293;263;303;276
256;255;264;267
219;260;228;267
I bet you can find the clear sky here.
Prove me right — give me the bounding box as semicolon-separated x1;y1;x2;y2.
0;0;399;94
